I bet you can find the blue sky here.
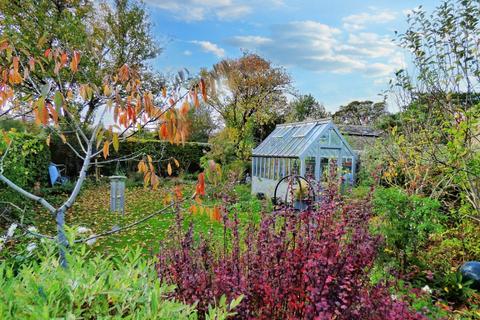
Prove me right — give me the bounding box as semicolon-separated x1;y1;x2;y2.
143;0;438;112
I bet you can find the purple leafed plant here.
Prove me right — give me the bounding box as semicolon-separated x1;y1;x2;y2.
157;181;425;319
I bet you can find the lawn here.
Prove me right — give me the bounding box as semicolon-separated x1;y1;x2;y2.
33;179;263;255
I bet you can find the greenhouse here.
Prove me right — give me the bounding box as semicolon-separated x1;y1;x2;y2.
251;119;357;199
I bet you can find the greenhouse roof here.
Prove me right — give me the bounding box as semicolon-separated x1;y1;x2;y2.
252;119;332;157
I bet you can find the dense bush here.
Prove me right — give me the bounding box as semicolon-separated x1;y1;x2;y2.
0;238;240;319
157;183;425;319
423;221;480;274
372;188;444;273
0;131;50;189
0;131;51;225
0;245;193;319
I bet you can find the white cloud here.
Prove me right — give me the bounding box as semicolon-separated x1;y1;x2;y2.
231;35;273;46
229;20;404;78
216;4;251;20
342;9;396;31
183;50;192;56
341;32;396;58
191;40;226;57
145;0;280;21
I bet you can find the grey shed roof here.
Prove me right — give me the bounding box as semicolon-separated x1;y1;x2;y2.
338;125;382;137
252;119;332;157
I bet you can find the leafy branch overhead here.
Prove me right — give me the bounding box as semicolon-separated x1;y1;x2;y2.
0;0;211;268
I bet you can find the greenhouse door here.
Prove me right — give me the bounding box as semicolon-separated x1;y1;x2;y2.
304;157;316;179
320;157;330;182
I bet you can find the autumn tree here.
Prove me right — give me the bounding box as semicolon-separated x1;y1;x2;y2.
0;2;207;266
202;53;291;161
0;0;161;124
286;94;329;122
383;0;480;215
186;106;215;143
332;100;387;126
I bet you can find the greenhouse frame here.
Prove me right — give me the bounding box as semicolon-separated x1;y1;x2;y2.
251;119;357;199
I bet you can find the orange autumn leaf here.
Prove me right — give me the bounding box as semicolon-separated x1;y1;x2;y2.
118;64;130;82
151;173;160;189
12;56;19;72
70;50;80;73
174;185;183;201
162;87;166;98
196;172;205;196
102;141;110;159
212;206;221;222
159;123;168;140
167;162;172;176
200;78;207;102
189;204;198;215
60;52;68;66
44;48;52;59
180;100;190;116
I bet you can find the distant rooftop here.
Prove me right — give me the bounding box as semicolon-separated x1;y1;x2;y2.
337;125;382;137
276;118;331;127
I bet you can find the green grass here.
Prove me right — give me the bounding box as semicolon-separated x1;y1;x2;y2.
33;179;264;255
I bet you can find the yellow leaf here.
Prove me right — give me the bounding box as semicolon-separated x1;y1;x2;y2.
143;172;151;187
60;134;67;144
137;160;146;173
167;163;172;176
112;133;119;152
173;158;180;167
46;134;51;146
96;129;104;149
104;84;111;96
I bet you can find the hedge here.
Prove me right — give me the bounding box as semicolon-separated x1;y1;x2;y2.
50;137;210;178
0;132;51;224
0;132;50;190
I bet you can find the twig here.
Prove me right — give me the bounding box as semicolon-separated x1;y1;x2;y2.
0;204;55;240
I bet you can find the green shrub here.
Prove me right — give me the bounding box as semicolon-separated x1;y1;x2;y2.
419;220;480;302
0;131;50;189
0;239;238;319
0;131;51;225
372;187;445;272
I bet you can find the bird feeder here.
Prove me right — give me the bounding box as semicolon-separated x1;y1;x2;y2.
109;176;126;215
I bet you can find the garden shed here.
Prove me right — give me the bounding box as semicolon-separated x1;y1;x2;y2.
251;119;357;199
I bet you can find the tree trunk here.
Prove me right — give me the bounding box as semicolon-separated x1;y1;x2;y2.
56;209;69;268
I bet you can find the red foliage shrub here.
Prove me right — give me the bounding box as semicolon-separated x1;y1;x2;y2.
157;184;425;319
